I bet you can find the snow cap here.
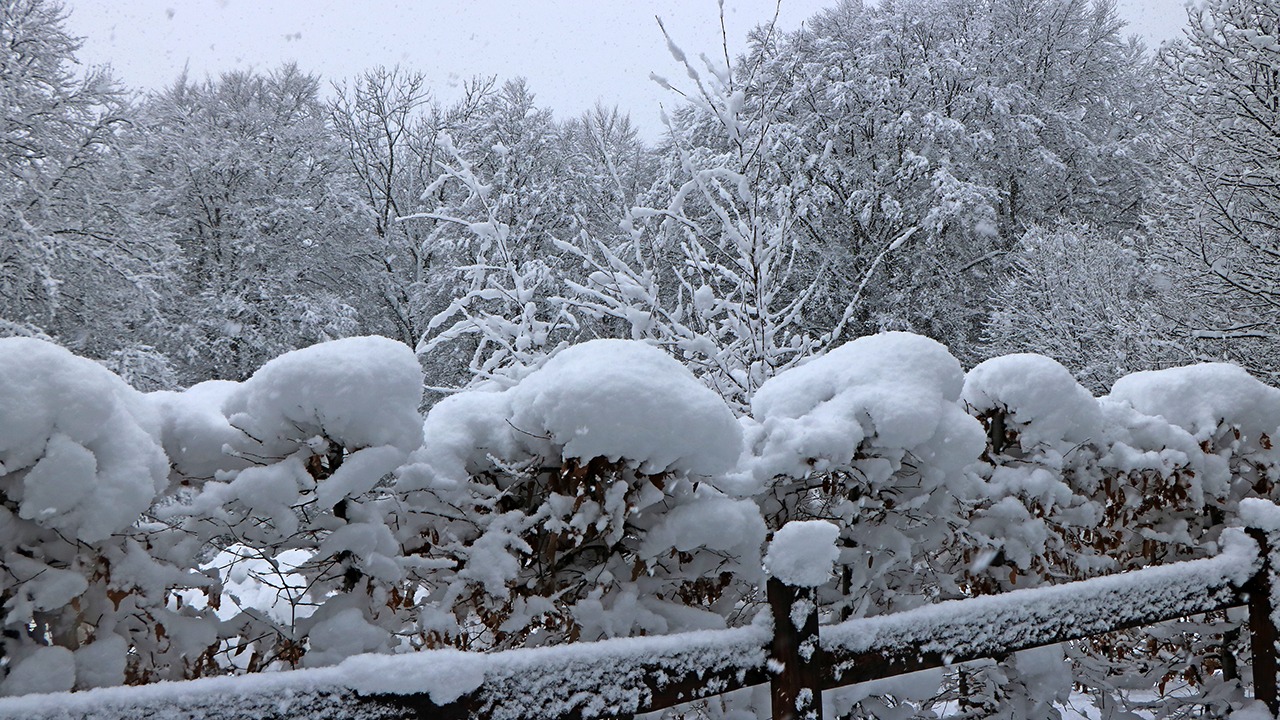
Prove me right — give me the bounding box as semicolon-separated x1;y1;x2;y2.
508;339;741;474
224;336;424;454
765;520;841;587
963;353;1102;447
1110;363;1280;442
0;338;168;542
404;339;742;488
745;332;984;481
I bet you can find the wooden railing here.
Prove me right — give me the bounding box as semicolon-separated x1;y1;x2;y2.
368;520;1278;720
4;505;1279;720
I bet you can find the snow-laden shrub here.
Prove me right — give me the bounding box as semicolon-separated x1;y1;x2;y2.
961;360;1280;581
737;332;986;619
955;354;1119;717
961;354;1108;587
728;332;987;718
395;339;763;648
958;355;1280;585
1096;364;1280;716
154;336;424;672
0;338;209;694
1109;363;1280;512
961;355;1280;718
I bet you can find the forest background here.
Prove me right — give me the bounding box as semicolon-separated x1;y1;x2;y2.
6;0;1276;395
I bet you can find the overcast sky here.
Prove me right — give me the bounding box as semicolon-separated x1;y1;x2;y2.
62;0;1192;139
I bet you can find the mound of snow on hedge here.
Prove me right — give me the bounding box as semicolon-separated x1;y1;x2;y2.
0;338;167;542
1110;363;1280;441
225;336;424;455
963;353;1102;447
402;339;741;489
740;332;984;485
148;380;247;480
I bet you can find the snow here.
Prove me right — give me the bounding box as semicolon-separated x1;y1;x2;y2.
637;493;766;569
506;339;741;475
224;336;424;456
401;339;741;489
147;380;247;480
963;353;1103;447
1232;701;1276;720
1241;497;1280;534
398;388;513;491
828;667;944;717
741;332;985;486
1109;363;1280;442
172;456;308;538
765;520;841;587
196;546;314;625
340;618;769;717
72;638;129;691
0;338;168;543
0;647;74;698
25;566;88;611
315;521;403;582
303;608;393;668
314;445;406;510
0;671;408;720
822;528;1259;676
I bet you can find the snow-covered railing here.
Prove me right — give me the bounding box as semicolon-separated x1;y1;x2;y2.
0;623;772;720
6;503;1280;720
759;514;1280;720
820;527;1261;685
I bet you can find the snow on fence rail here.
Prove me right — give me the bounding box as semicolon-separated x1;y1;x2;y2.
4;502;1280;720
820;526;1261;685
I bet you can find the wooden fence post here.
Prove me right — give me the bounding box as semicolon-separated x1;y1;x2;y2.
769;576;824;720
1246;527;1279;715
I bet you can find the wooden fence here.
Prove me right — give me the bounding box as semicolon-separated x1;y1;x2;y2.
367;518;1280;720
3;510;1278;720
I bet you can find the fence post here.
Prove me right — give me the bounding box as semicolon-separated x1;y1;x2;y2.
769;576;824;720
1246;527;1279;715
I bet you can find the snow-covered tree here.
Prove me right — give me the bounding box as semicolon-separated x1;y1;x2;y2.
0;0;174;376
329;66;452;348
558;104;656;244
732;0;1159;360
126;65;372;383
981;224;1191;392
1150;0;1280;376
409;79;624;389
558;18;856;411
410;131;575;388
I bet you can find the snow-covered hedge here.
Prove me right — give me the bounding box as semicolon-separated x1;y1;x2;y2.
393;339;761;647
0;340;204;694
4;332;1280;717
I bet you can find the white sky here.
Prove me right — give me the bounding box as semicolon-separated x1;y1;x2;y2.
62;0;1191;140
